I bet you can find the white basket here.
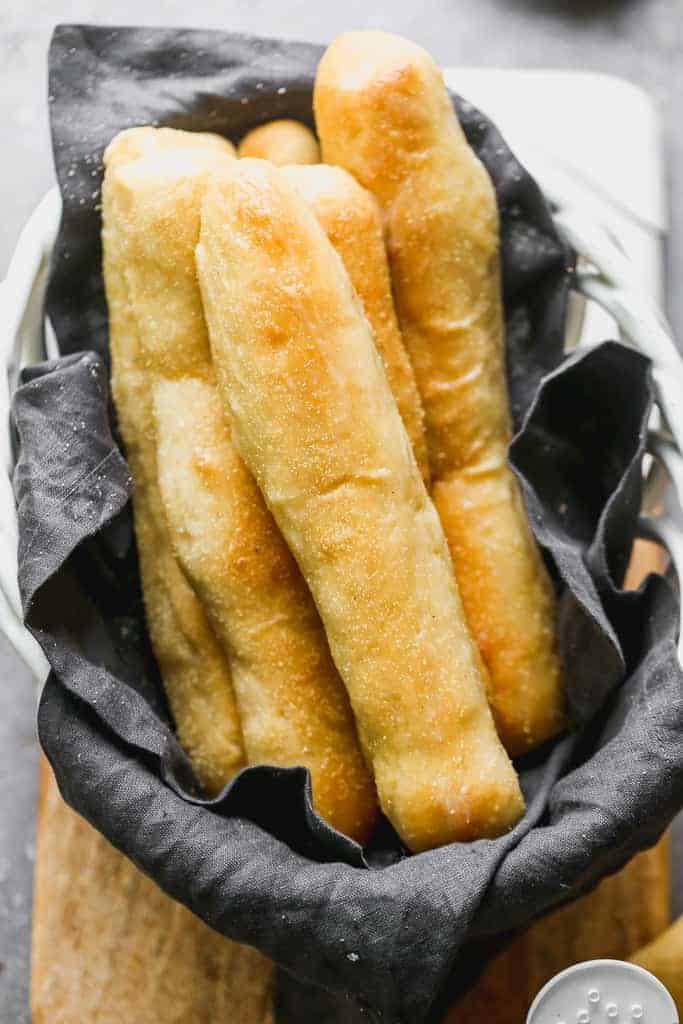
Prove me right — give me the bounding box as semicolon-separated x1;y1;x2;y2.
1;163;682;686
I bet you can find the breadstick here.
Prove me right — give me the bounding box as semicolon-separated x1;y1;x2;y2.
237;119;320;165
102;129;244;794
314;31;565;755
197;158;524;852
105;125;235;171
154;378;376;842
281;164;429;484
108;132;375;841
632;916;683;1010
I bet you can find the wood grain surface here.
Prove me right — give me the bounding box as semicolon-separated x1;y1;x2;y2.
31;539;673;1021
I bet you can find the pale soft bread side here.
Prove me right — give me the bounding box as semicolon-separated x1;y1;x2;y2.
314;31;566;756
197;157;524;853
31;758;274;1024
154;377;376;842
102;130;244;795
109;132;375;841
238;119;320;164
281;163;430;484
105;125;236;171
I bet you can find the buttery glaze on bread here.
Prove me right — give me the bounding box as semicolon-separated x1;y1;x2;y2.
314;31;566;755
106;129;375;841
197;158;524;852
281;163;430;484
102;129;244;794
237;119;320;165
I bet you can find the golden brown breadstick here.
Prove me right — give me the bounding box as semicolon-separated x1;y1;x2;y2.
102;130;244;794
197;158;524;853
314;31;565;755
108;132;375;841
281;163;429;484
237;119;320;165
632;916;683;1010
154;378;376;842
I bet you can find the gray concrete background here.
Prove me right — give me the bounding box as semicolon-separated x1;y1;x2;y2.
1;2;681;1021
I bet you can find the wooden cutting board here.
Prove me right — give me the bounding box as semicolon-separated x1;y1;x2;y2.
30;759;274;1024
30;540;672;1022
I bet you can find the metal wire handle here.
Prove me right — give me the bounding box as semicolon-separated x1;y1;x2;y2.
0;187;681;681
